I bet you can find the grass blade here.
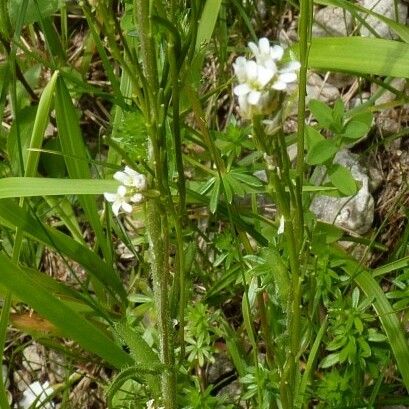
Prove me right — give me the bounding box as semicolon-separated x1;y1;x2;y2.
0;177;118;198
54;76;111;262
195;0;222;50
0;253;132;369
298;37;409;78
0;199;126;301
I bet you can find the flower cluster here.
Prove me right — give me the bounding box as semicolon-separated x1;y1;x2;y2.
104;166;146;216
146;399;164;409
233;37;300;119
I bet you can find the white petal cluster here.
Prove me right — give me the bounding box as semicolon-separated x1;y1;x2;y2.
17;381;54;409
233;38;300;118
104;166;146;216
146;399;164;409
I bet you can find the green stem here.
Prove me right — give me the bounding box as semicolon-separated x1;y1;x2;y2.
295;0;312;241
135;2;176;407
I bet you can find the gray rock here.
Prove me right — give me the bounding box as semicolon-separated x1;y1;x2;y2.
313;6;353;37
359;0;408;39
307;73;340;104
310;149;375;235
22;345;43;372
373;78;408;134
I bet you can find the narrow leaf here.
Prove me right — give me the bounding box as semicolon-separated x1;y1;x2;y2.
0;199;126;301
0;177;118;198
0;253;132;369
300;37;409;78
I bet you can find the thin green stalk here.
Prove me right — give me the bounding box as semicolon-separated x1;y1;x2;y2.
295;0;313;241
135;1;176;407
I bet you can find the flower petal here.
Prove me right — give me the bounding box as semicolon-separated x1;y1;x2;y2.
277;215;285;235
281;61;301;72
233;56;248;81
104;192;117;202
234;83;251;96
272;80;287;90
124;166;138;177
122;202;133;213
258;37;270;55
134;174;147;190
277;72;297;83
248;41;259;57
130;193;144;203
245;60;258;81
271;45;284;60
112;201;121;216
257;66;274;86
113;171;129;185
117;185;128;197
248;90;262;105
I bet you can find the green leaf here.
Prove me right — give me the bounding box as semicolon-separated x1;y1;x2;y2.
337;251;409;392
305;126;324;151
368;328;387;342
26;71;59;177
9;0;63;26
342;112;373;141
303;37;409;78
313;221;344;245
0;199;126;301
352;287;360;308
0;177;119;198
115;323;159;365
372;256;409;278
230;170;264;188
7;106;37;174
306;139;338;165
55;77;111;261
309;99;334;129
195;0;223;50
328;164;357;196
0;253;132;369
320;352;340;368
209;177;221;214
333;99;345;126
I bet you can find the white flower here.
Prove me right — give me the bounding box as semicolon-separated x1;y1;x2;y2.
114;166;146;191
104;185;133;216
146;399;164;409
277;215;285;235
104;166;147;215
232;38;300;118
272;61;302;91
130;192;144;203
233;59;275;105
18;381;54;409
248;37;284;71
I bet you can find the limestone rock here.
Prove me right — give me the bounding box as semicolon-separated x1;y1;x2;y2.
310;149;375;235
359;0;408;39
312;6;353;37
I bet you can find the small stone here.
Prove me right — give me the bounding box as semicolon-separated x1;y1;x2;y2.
207;354;234;384
22;345;43;372
310;149;375;235
14;369;33;392
312;6;353;37
359;0;408;39
373;78;408;134
307;73;340;104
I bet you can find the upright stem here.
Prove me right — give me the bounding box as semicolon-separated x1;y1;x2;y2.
135;1;176;407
